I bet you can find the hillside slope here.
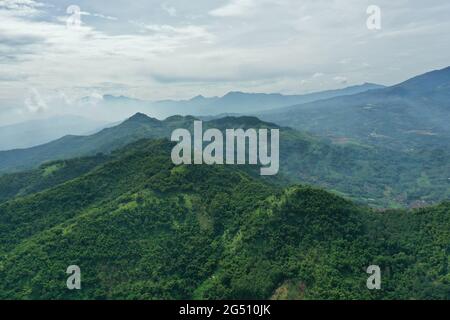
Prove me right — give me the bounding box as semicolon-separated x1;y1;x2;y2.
0;155;109;203
0;139;448;299
0;116;106;151
0;113;192;174
260;66;450;150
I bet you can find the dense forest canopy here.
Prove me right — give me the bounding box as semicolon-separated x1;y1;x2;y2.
0;139;448;299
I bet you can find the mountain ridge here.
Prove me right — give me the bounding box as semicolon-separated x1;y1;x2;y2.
258;66;450;150
1;113;450;208
74;82;385;120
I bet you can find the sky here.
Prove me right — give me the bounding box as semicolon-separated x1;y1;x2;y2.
0;0;449;124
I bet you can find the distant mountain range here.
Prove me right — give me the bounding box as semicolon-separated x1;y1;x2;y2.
258;66;450;150
0;82;381;150
149;83;385;115
3;67;448;155
78;83;384;120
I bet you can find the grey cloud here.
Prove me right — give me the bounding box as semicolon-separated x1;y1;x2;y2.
0;0;449;120
0;33;44;46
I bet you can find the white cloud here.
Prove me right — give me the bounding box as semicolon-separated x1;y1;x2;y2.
333;76;348;85
144;24;215;43
1;0;450;123
24;88;47;113
209;0;256;17
0;0;45;16
88;12;118;21
299;79;308;86
161;3;177;17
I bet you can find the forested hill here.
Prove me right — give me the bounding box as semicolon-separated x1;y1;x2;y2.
0;113;187;174
1;113;449;208
0;139;448;299
0;113;282;175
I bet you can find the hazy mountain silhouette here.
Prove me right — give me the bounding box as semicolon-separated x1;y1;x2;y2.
259;66;450;150
79;83;384;119
0;116;106;151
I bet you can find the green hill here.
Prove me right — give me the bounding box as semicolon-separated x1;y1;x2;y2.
0;139;448;300
1;114;449;208
0;113;189;174
0;155;109;204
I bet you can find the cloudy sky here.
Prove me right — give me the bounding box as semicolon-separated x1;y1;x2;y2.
0;0;449;124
